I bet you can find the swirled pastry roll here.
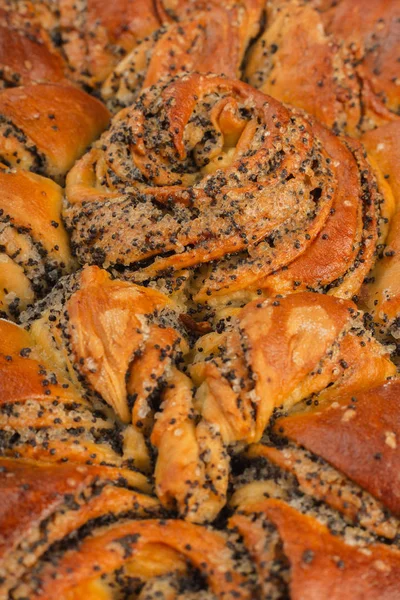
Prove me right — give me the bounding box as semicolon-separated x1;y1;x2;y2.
0;0;171;90
151;292;395;522
0;83;110;182
65;74;383;315
0;318;151;487
246;0;400;134
21;265;188;425
11;515;252;600
5;460;400;599
0;166;75;319
101;0;265;113
0;458;160;597
57;0;170;89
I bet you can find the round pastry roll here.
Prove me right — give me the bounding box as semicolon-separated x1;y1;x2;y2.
10;509;253;600
0;83;110;182
0;458;161;598
0;166;75;319
245;0;400;135
65;73;384;318
101;0;265;113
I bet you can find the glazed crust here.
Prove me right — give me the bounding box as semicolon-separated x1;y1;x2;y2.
317;0;400;118
0;458;160;596
245;1;363;135
64;73;382;311
246;0;400;134
233;499;400;600
361;121;400;339
0;166;75;318
274;380;400;516
0;83;110;182
58;0;167;88
102;0;265;112
0;2;399;598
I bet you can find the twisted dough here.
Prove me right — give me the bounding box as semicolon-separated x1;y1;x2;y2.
65;73;383;314
0;1;68;88
153;292;394;522
101;0;264;113
246;0;400;134
0;459;160;598
20;265;187;424
360;121;400;343
0;0;172;90
0;83;110;182
0;2;398;597
4;453;400;599
0;166;75;319
3;270;395;524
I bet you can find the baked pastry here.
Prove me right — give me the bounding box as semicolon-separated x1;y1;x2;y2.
0;81;108;317
101;0;265;113
0;166;75;319
0;1;68;88
245;0;400;134
309;0;400;122
1;282;398;596
65;73;384;320
360;121;400;343
0;82;110;182
0;0;174;90
0;1;399;598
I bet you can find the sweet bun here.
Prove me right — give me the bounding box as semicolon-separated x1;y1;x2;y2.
0;2;399;598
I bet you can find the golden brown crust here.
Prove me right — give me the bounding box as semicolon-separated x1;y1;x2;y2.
102;0;265;113
0;317;151;487
317;0;400;120
0;1;66;88
151;367;229;523
246;0;400;134
0;166;75;318
245;1;362;135
151;292;394;522
0;83;110;182
0;23;68;88
21;265;187;425
244;442;399;539
275;380;400;516
65;73;382;313
361;121;400;339
233;498;400;600
0;457;160;596
58;0;167;88
192;292;395;439
0;4;398;596
14;519;251;600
